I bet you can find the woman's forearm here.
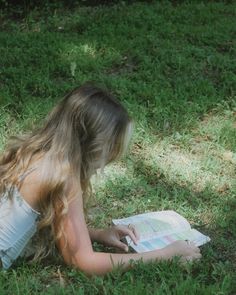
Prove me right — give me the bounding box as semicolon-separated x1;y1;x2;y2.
63;197;201;277
73;249;167;276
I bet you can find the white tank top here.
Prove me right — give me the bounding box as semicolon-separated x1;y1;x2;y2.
0;168;40;269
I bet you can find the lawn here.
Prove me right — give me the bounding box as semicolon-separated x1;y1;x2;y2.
0;1;236;294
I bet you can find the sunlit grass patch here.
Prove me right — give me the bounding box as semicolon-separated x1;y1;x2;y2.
143;140;235;194
197;109;236;152
131;108;236;194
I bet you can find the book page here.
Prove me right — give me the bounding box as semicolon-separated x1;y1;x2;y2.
130;228;211;253
113;210;191;241
113;210;210;253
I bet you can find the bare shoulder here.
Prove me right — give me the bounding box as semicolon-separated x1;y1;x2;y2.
18;155;83;212
18;158;46;211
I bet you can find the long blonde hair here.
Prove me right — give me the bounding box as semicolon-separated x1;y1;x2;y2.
0;83;132;259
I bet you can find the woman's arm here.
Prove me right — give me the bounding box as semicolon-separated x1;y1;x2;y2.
57;194;164;275
56;183;201;276
16;157;201;276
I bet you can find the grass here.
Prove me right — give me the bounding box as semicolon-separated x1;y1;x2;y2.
0;0;236;294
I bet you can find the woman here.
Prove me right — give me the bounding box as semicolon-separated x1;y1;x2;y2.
0;83;201;275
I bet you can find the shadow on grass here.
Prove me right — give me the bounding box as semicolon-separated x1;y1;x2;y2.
94;148;235;265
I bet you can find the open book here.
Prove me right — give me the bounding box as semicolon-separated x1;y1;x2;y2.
112;210;210;253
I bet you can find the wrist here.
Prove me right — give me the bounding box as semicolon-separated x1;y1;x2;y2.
159;247;171;260
89;228;104;243
148;248;171;262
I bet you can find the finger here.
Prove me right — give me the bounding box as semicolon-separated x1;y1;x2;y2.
185;241;200;251
195;253;202;259
194;247;200;253
192;253;202;261
127;228;139;245
185;253;202;261
183;256;195;263
114;240;129;252
128;224;140;241
120;226;138;245
188;242;200;253
130;225;140;241
185;240;195;246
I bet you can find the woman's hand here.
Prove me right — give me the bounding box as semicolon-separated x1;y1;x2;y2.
162;240;202;262
97;225;140;252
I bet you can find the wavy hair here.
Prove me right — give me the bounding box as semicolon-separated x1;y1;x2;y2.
0;83;132;259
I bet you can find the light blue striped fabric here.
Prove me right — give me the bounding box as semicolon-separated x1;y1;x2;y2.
0;187;40;269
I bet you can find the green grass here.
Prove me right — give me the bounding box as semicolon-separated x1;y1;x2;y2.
0;1;236;294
